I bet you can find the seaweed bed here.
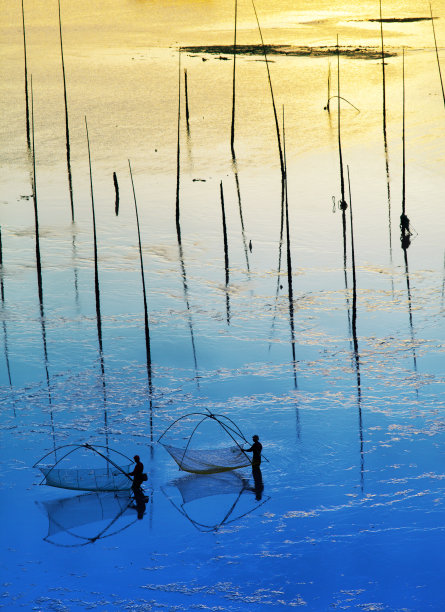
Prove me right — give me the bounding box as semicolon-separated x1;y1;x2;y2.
367;17;434;23
181;44;397;61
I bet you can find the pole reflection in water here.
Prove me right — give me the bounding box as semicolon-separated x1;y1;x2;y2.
219;181;230;325
0;233;15;416
231;155;251;274
282;109;300;437
347;167;364;492
71;228;80;312
175;51;199;386
402;244;419;398
441;250;445;311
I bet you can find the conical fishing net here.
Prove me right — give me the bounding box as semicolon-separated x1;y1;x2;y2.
161;443;250;474
39;464;132;492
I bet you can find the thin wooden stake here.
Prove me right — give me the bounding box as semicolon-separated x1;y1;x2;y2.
379;0;393;259
251;0;284;176
58;0;74;221
128;160;153;383
21;0;30;149
184;68;190;134
85;116;109;451
430;2;445;109
113;171;119;216
129;160;154;450
230;0;237;156
176;50;182;243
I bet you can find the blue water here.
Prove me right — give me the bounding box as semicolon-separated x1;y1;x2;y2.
2;1;445;609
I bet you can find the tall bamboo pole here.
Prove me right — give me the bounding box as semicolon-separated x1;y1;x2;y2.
58;0;74;221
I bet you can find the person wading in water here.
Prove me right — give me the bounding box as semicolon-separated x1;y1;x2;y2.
245;435;262;467
128;455;144;492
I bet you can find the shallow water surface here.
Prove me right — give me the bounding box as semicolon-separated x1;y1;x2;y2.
1;0;445;610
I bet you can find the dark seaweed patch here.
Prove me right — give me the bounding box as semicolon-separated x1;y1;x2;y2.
181;44;397;60
367;17;434;23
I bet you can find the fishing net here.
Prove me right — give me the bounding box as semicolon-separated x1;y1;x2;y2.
158;412;253;474
161;443;250;474
34;444;134;492
39;465;132;492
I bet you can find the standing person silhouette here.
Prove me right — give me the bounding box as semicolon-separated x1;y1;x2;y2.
128;455;144;492
245;435;262;467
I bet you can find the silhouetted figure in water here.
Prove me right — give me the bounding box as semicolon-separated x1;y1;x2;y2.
131;485;148;519
400;213;412;250
245;435;262;467
128;455;144;492
249;239;252;253
251;466;264;501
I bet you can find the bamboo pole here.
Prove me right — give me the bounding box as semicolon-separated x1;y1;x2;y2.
230;0;237;156
58;0;74;221
128;161;153;381
85;116;109;450
251;0;284;176
184;68;190;134
113;171;119;216
128;159;154;452
176;50;182;243
430;2;445;109
21;0;30;149
379;0;393;261
400;48;412;250
32;78;56;452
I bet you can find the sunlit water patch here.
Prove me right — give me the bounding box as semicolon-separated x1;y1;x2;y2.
1;0;445;609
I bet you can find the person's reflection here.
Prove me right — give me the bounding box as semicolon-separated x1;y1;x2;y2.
251;466;264;501
131;487;148;520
